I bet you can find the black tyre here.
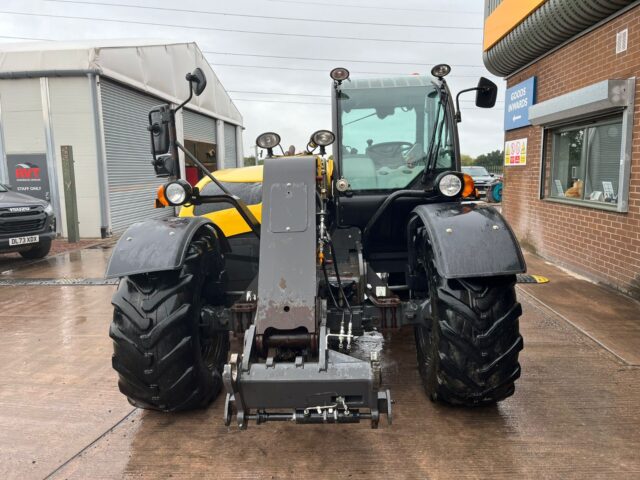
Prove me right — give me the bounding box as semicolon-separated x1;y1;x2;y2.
19;237;52;259
487;183;503;203
110;230;229;411
413;248;523;406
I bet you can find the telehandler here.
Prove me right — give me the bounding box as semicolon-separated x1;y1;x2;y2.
106;65;525;429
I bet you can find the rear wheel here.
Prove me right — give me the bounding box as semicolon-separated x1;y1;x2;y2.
413;246;523;406
19;237;52;259
110;230;229;411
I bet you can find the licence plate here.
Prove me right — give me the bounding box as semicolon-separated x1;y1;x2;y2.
9;235;39;246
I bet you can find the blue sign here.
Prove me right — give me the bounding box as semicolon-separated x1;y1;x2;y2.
504;76;536;131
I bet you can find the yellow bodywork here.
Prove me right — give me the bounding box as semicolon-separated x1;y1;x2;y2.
179;165;264;238
180;159;332;237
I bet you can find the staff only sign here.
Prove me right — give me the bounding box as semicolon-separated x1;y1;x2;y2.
6;153;50;202
504;76;536;131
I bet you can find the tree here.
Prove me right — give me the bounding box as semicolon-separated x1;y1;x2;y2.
461;154;475;166
243;156;257;166
475;150;503;168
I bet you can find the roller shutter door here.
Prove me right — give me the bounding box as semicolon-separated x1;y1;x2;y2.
183;109;216;143
224;122;237;167
100;80;173;233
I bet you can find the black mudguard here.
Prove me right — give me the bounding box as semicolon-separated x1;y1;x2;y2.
105;216;228;279
411;202;526;279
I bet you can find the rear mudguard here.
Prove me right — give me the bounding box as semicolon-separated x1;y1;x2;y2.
105;216;228;279
410;202;526;279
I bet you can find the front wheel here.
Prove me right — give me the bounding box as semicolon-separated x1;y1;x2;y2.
414;257;523;405
109;230;229;411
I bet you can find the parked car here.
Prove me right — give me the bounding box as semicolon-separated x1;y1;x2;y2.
0;183;56;259
462;166;503;203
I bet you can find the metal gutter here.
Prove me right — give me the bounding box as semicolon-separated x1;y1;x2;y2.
0;69;102;79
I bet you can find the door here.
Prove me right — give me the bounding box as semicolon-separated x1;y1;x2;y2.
100;79;173;233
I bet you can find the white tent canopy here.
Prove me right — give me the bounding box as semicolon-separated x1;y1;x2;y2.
0;39;242;126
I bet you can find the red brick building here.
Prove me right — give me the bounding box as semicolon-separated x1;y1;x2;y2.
483;0;640;298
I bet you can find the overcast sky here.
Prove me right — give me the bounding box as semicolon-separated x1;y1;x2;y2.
0;0;505;158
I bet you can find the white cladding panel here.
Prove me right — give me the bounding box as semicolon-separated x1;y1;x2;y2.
0;79;46;154
48;77;102;237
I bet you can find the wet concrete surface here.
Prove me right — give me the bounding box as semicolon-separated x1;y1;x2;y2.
519;252;640;366
0;247;639;479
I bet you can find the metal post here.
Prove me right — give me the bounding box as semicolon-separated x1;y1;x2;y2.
0;96;8;184
235;124;244;167
89;74;111;238
216;119;225;170
60;145;80;243
40;77;62;235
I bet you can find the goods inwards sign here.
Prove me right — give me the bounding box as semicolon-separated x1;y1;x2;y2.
504;77;536;131
504;138;527;166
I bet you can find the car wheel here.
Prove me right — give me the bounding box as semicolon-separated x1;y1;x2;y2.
19;237;52;259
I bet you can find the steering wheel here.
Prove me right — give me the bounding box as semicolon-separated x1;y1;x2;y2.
366;141;414;168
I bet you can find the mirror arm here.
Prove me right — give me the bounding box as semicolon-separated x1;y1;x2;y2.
174;83;194;114
454;87;479;123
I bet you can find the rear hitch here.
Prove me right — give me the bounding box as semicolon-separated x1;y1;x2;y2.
222;326;392;429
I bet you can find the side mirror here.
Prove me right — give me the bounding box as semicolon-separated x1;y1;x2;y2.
188;68;207;96
148;104;179;177
148;105;171;156
454;77;499;122
475;77;498;108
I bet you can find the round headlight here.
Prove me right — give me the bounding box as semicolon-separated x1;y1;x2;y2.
437;173;462;197
256;132;281;149
431;63;451;79
311;130;335;147
165;180;192;206
330;67;350;82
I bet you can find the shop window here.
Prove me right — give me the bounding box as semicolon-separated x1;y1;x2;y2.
544;116;625;209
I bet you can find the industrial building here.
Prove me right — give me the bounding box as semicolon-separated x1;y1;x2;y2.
0;40;243;238
483;0;640;298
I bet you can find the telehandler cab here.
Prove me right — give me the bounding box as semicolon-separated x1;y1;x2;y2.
106;65;525;429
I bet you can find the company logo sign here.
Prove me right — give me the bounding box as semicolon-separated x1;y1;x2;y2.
9;207;31;213
504;77;536;131
15;163;41;180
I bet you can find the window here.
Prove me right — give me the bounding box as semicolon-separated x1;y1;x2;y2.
339;82;454;192
545;116;624;209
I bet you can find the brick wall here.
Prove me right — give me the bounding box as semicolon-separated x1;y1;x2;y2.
503;6;640;298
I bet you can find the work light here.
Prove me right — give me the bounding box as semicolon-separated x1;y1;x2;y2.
158;179;193;207
431;64;451;79
437;173;463;197
311;130;335;147
330;67;350;83
256;132;281;149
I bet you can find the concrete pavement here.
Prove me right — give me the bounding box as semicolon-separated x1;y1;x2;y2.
0;246;639;479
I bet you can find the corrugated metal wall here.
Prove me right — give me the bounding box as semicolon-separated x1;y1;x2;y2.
100;79;173;233
485;0;503;17
224;122;237;167
483;0;635;76
183;109;216;144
